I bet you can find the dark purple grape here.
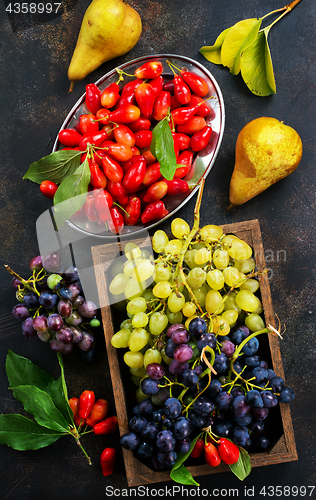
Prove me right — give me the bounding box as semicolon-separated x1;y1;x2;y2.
12;304;30;321
151;455;165;470
29;255;43;272
77;332;94;351
233;359;244;374
251;407;269;420
72;295;85;308
33;315;48;332
173;417;192;439
22;317;37;338
120;432;140;450
230;325;249;345
232;426;250;447
152;409;164;424
138;441;155;458
261;390;278;408
164;398;182;419
278;386;295;403
70;326;84;343
252;366;268;384
56;326;73;344
59;287;73;300
188;411;205;428
252;435;270;451
65;311;83;326
141;422;160;442
267;368;276;381
146;363;165;380
181;369;199;388
220;340;235;357
157;450;177;466
166;323;185;338
11;277;22;290
245;389;264;408
249;420;265;433
234;413;252;426
68;282;81;301
168;359;189;376
194;365;203;376
161;417;173;430
156;430;176;453
232;395;251;418
62;267;79;284
193;397;214;417
129;415;148;433
171;328;190;345
215;391;233;411
138;398;156;418
57;299;73;318
77;301;98;318
197;332;216;351
242;336;259;356
165;338;177;358
47;313;64;332
260;360;269;369
39;291;58;310
269;376;285;393
37;276;49;291
214;420;233;438
244;355;261;368
23;292;39;309
213;353;229;373
173;344;193;363
50;339;66;352
140;377;160;396
231;386;244;399
151;388;170;406
206;378;222;397
188;316;207;339
43;252;61;273
175;437;191;453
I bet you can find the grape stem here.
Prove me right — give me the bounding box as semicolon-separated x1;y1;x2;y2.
4;265;40;296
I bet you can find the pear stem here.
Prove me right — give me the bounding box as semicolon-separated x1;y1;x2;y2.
68;81;75;93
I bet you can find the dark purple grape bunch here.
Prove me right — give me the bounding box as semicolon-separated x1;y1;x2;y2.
9;253;101;359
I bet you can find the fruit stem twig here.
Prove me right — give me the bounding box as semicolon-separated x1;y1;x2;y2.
260;0;302;32
4;265;40;296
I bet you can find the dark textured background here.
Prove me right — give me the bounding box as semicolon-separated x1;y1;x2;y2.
0;0;315;498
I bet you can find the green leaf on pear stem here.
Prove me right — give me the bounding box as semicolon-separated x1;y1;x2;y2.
23;149;82;184
221;18;262;75
199;27;232;65
0;414;65;450
240;28;276;96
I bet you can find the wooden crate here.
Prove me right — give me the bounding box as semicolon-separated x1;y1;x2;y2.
91;219;297;487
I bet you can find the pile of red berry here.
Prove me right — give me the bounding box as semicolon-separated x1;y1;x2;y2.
40;60;215;232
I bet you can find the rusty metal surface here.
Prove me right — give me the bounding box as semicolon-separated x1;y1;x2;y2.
0;0;315;498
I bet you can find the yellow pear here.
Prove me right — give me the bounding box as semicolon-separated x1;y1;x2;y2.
68;0;142;85
229;117;303;206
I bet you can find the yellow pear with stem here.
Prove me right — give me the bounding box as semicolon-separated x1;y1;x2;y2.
229;117;303;206
68;0;142;90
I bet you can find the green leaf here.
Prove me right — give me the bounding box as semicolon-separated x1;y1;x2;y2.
56;353;73;424
229;447;252;481
0;414;64;450
6;350;72;425
221;18;262;75
170;464;200;486
52;156;91;229
200;27;232;65
240;28;276;96
170;433;201;485
150;119;177;181
23;149;82;184
9;385;70;433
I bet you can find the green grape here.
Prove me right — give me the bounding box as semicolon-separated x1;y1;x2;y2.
200;224;223;242
213;249;230;269
188;342;200;361
185;249;203;269
144;348;162;367
135;387;148;402
128;328;150;351
161;348;173;365
123;350;144;368
223;266;245;287
240;278;260;293
140;248;153;260
221;309;238;325
152;389;169;406
235;289;259;312
152;230;169;253
126;296;147;315
253;298;263;314
154;262;172;283
167;291;185;313
169;272;184;293
120;318;133;331
183;393;195;406
234;257;256;274
149;311;168;335
206;269;225;290
182;301;197;317
245;313;265;332
131;259;155;282
171;218;190;239
205;289;224;314
192;286;207;308
153;281;172;298
227;237;253;261
130;366;147;377
111;328;131;348
125;242;142;261
186;268;206;289
194;247;211;265
212;315;230;336
142;288;154;302
109;273;130;295
111;259;125;278
223;291;241;314
124;278;146;300
165;238;183;257
132;312;149;328
166;308;183;324
123;259;138;277
130;375;141;386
